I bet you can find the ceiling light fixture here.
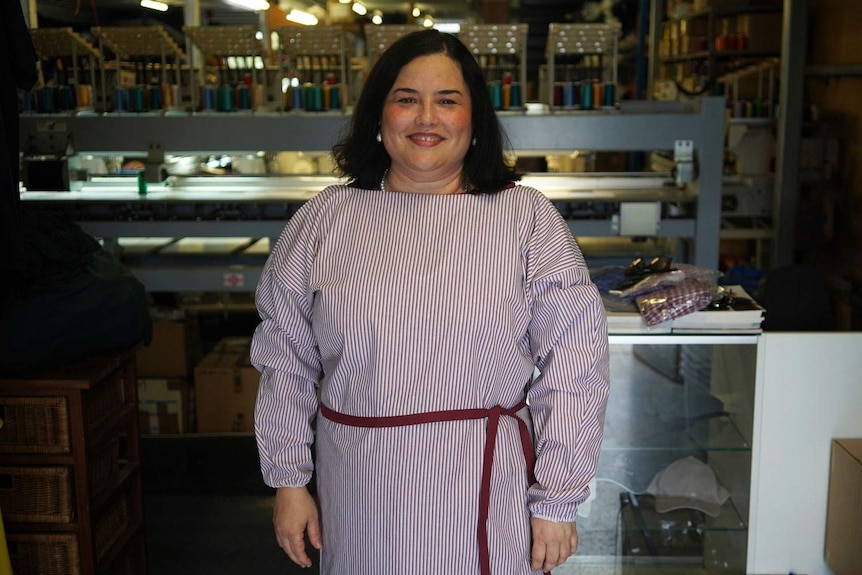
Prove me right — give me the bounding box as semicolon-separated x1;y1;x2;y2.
422;16;433;28
371;9;383;25
226;0;270;11
412;6;420;17
286;8;318;25
352;2;367;15
435;22;460;33
140;0;169;11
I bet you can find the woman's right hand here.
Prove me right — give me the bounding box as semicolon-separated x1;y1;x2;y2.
273;486;322;568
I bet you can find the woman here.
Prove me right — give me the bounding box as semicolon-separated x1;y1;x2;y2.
252;29;609;575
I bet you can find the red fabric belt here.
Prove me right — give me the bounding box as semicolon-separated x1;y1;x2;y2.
319;400;550;575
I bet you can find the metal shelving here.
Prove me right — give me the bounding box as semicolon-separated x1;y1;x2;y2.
18;97;724;291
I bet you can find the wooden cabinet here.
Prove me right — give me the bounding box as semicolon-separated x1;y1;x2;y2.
0;348;146;575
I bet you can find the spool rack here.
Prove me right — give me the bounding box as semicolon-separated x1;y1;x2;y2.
91;25;185;113
28;27;102;112
276;25;350;112
364;24;424;65
183;25;267;112
544;22;622;112
459;24;529;111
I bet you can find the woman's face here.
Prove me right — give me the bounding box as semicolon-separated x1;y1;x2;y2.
380;53;472;185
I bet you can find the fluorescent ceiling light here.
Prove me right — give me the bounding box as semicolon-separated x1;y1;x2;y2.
286;9;318;25
226;0;270;11
435;22;461;34
352;2;367;15
140;0;169;11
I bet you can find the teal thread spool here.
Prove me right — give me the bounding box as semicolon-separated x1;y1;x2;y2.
217;84;234;112
510;82;521;108
603;82;615;108
130;85;145;112
489;82;502;110
237;84;251;110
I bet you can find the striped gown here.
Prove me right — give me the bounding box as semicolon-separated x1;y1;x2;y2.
252;184;610;575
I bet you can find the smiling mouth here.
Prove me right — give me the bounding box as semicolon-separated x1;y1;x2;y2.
408;133;443;144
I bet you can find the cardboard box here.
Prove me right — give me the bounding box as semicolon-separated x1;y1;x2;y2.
193;337;260;433
138;378;190;434
137;315;200;378
825;438;862;575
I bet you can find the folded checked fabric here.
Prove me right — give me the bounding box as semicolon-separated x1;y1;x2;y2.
636;278;715;326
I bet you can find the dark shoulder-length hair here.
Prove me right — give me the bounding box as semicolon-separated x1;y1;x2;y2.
332;29;519;193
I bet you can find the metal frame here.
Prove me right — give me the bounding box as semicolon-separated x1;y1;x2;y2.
19;98;724;291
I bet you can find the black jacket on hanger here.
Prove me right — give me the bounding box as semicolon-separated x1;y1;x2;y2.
1;0;38;307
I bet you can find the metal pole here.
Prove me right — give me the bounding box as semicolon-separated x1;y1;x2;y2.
772;0;807;268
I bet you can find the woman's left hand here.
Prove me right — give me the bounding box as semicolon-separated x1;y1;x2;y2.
530;517;578;572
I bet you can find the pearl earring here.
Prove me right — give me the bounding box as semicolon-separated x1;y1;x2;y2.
471;137;477;146
376;131;382;143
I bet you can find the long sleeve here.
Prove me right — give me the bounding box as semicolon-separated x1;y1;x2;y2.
524;193;610;521
251;195;327;488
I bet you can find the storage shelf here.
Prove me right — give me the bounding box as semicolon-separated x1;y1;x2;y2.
660;50;780;64
618;493;748;533
601;414;750;452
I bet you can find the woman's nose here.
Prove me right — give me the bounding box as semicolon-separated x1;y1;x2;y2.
416;102;437;125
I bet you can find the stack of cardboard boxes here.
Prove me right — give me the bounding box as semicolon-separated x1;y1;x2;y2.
193;337;260;433
136;309;261;434
136;309;198;434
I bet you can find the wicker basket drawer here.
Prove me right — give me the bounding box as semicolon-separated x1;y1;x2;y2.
83;373;126;430
0;396;70;454
95;488;132;563
91;436;121;498
7;491;136;574
7;532;79;575
0;466;74;523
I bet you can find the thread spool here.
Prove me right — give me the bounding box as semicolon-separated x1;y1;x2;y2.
21;90;34;112
254;84;264;110
237;84;251;110
170;85;181;109
38;87;55;113
304;84;322;112
290;85;302;110
592;81;602;110
563;82;574;108
130;85;146;112
580;81;593;110
510;82;522;108
58;85;75;111
201;85;217;111
553;82;563;107
603;82;615;108
148;85;162;110
217;84;234;112
323;84;331;111
329;85;341;110
501;83;511;109
572;80;581;107
490;82;502;110
76;84;94;109
114;87;129;112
